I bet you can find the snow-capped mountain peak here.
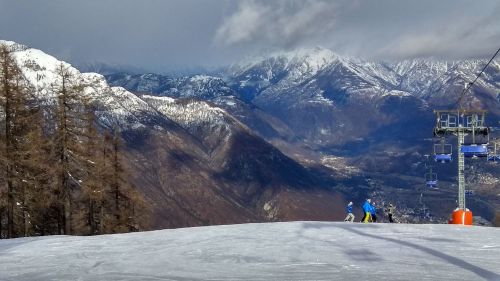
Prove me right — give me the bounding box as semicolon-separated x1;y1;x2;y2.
230;46;338;82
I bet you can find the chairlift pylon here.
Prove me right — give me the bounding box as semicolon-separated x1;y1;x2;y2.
430;47;499;224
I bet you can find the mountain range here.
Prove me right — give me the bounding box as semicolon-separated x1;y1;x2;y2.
3;40;500;226
2;40;347;229
103;47;500;224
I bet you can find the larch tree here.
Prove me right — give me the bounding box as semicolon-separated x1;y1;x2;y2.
0;44;149;238
76;102;110;235
51;63;86;235
104;128;146;233
0;43;40;238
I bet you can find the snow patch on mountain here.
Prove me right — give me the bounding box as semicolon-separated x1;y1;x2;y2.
321;156;360;178
233;46;338;77
141;95;234;136
1;40;164;130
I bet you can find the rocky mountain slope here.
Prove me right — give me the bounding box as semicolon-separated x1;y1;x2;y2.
2;40;347;229
103;47;500;223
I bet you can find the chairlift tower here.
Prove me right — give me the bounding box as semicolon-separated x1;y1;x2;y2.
433;109;489;224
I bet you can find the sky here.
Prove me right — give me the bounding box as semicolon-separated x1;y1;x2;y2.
0;0;499;73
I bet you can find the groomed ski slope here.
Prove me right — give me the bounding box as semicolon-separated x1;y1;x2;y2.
0;222;499;281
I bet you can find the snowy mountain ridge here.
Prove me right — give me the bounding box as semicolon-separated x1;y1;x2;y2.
225;46;499;103
230;46;339;82
104;46;499;111
1;40;238;133
1;40;159;130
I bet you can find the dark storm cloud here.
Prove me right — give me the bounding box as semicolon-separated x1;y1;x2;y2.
0;0;233;71
0;0;498;72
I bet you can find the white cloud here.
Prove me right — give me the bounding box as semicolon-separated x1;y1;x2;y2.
1;0;499;70
215;0;500;61
214;0;340;48
215;1;269;45
375;11;500;60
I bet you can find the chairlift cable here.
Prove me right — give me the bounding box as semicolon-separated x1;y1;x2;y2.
457;47;500;108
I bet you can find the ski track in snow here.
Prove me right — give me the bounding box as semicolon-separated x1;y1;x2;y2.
0;222;499;281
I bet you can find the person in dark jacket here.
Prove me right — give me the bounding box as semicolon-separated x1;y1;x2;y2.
386;203;395;223
370;202;377;222
362;199;372;223
344;202;355;222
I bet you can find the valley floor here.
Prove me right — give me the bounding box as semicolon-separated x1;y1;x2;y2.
0;222;499;281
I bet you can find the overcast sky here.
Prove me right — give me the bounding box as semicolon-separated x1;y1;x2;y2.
1;0;499;73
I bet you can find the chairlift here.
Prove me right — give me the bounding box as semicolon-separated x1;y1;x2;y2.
487;155;500;162
425;171;438;188
463;130;489;144
434;138;452;163
461;144;488;158
461;129;489;158
487;142;500;162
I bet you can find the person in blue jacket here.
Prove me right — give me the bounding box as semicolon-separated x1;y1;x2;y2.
344;202;355;222
362;199;372;223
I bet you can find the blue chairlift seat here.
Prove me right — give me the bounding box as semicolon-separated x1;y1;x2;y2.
465;190;474;196
426;180;438;188
434;154;452;163
461;145;488;158
487;155;500;162
425;171;437;188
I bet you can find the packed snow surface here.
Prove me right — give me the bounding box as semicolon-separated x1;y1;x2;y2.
1;222;499;281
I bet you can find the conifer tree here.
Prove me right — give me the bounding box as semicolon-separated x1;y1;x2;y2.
0;43;40;237
21;110;59;236
104;128;146;233
51;63;86;235
0;45;148;238
76;102;110;235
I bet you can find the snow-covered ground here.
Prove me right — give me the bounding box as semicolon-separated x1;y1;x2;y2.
0;222;499;281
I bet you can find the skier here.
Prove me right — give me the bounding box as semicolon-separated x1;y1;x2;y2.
362;199;372;223
370;202;377;223
386;203;395;223
344;202;355;222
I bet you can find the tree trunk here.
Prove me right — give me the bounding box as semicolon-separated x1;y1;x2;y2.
113;137;120;223
0;208;3;238
3;60;14;239
89;199;95;235
64;194;71;235
22;186;28;237
7;179;14;238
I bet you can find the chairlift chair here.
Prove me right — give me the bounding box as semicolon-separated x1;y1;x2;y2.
487;155;500;162
461;144;488;158
487;141;500;162
434;140;452;163
425;172;438;188
461;130;489;158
